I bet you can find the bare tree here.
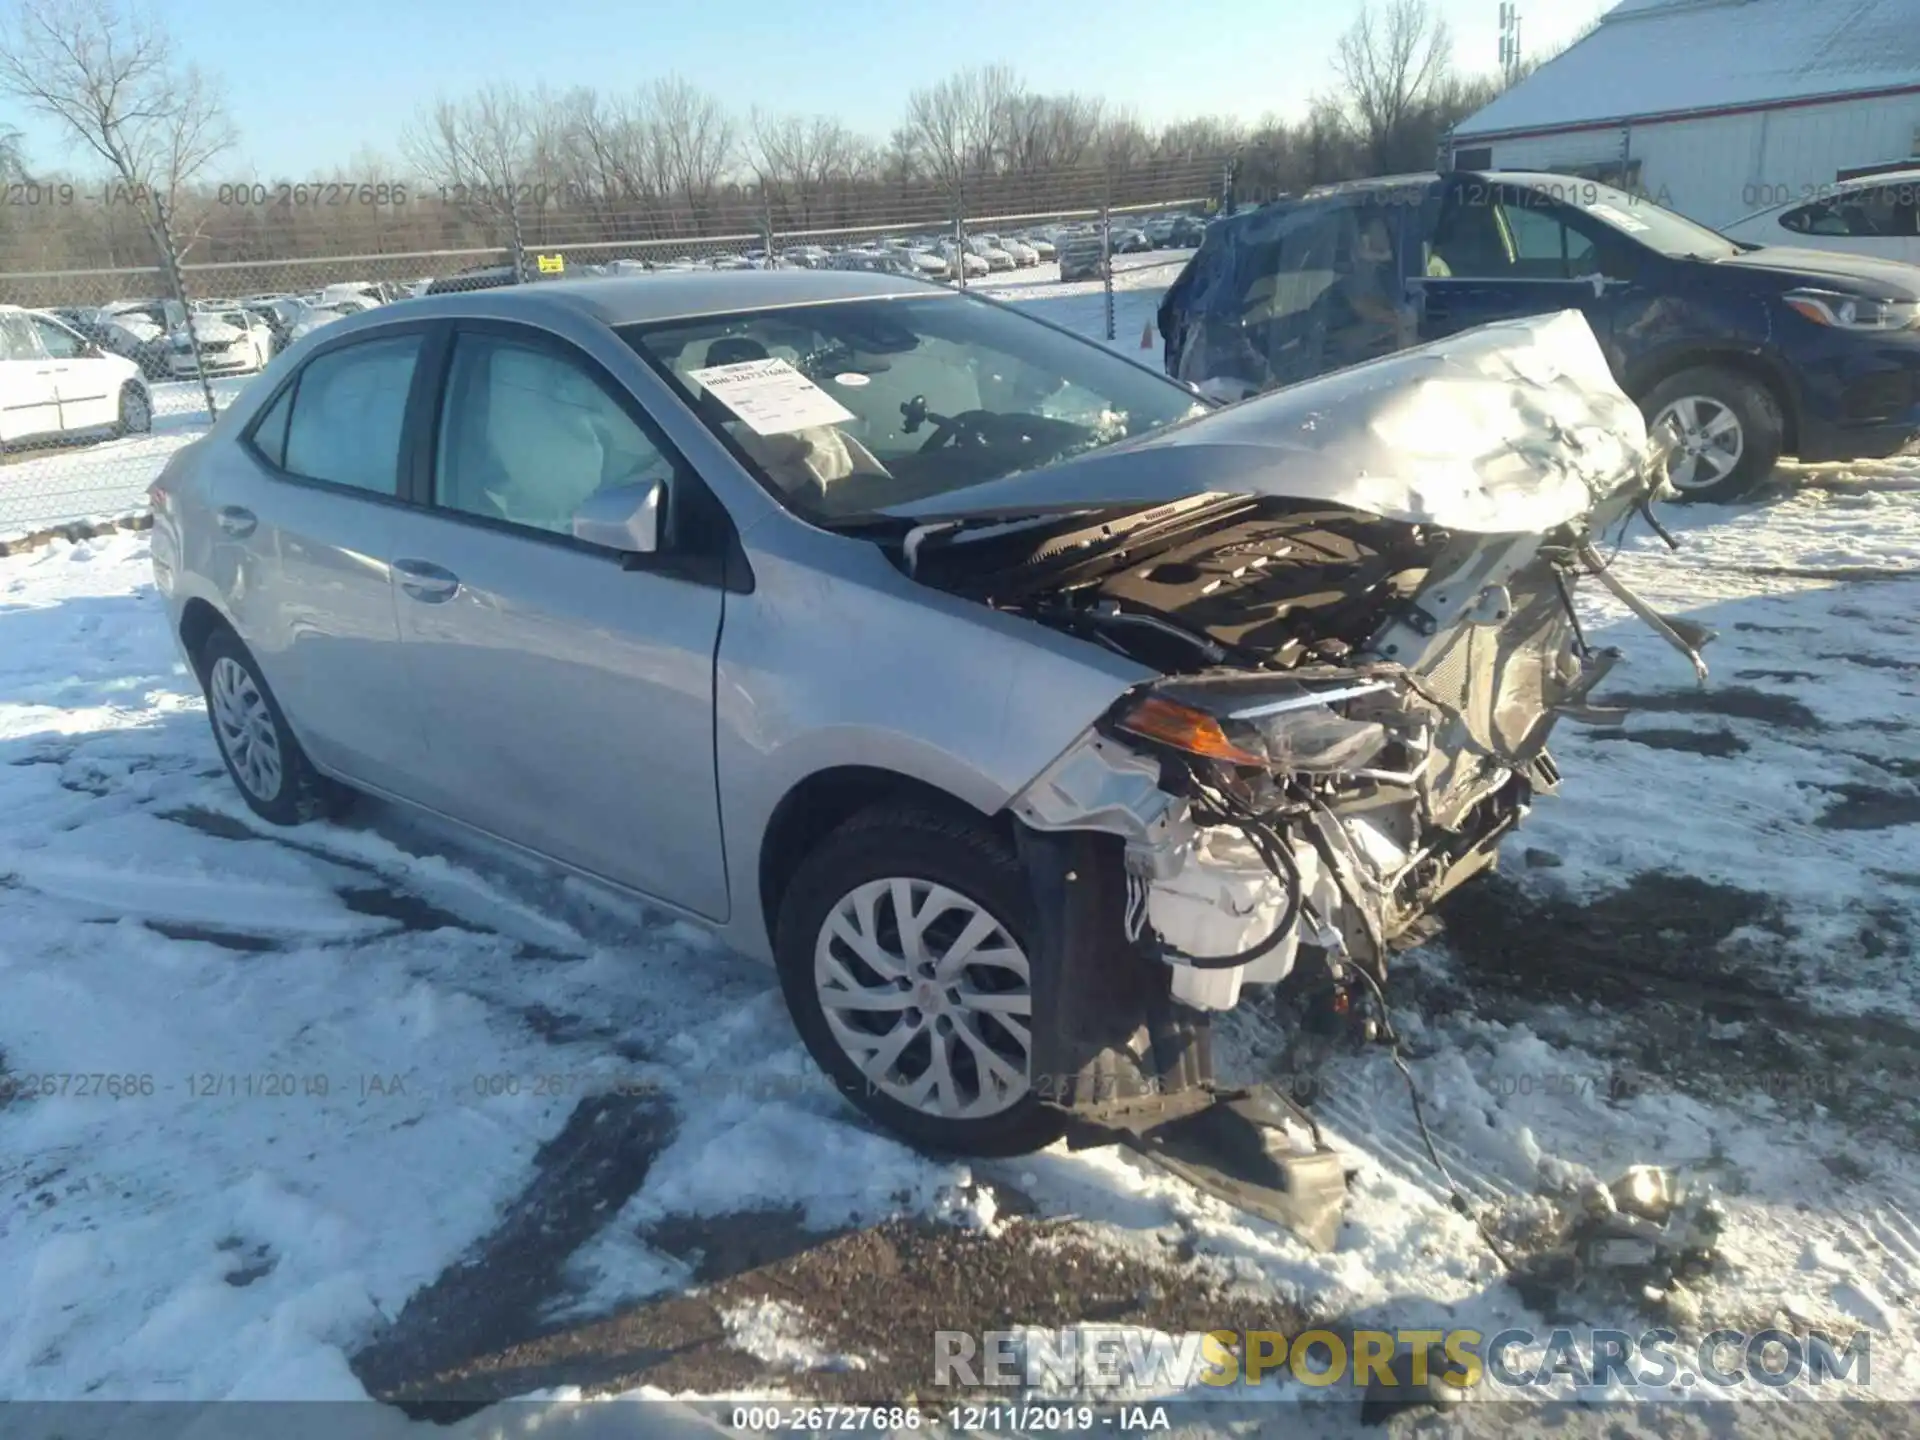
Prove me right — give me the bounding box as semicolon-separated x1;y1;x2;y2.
650;75;736;233
0;0;235;412
751;111;871;230
1335;0;1452;171
403;82;543;269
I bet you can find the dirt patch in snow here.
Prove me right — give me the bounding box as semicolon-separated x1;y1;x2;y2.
1437;874;1920;1144
1589;727;1748;758
1596;685;1821;731
1816;784;1920;832
362;1216;1293;1415
350;1092;678;1403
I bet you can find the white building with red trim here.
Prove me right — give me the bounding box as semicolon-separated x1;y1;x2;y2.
1449;0;1920;226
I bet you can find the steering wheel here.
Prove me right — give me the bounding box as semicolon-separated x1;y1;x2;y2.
901;396;1003;454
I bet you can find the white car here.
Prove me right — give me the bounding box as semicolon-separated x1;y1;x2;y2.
0;306;150;447
286;302;362;344
308;281;387;309
981;233;1038;267
1720;169;1920;265
167;308;274;378
895;246;950;280
967;237;1016;271
1022;233;1057;260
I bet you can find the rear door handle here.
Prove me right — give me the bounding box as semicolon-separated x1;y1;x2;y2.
215;505;256;538
392;557;460;603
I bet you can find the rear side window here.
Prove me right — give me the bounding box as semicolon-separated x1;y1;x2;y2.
1781;184;1920;238
277;334;421;494
249;385;294;468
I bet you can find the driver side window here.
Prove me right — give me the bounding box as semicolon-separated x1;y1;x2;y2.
434;333;675;539
31;317;84;359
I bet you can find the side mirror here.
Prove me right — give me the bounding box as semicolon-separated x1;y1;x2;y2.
572;477;663;556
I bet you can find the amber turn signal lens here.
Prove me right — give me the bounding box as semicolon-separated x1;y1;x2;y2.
1115;695;1266;767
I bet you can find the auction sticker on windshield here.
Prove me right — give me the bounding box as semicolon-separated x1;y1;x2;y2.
688;357;856;435
1585;202;1650;234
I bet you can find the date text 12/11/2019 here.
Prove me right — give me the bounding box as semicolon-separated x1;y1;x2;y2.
728;1405;1172;1432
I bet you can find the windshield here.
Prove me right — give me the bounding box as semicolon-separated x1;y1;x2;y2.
1555;180;1743;259
622;294;1205;523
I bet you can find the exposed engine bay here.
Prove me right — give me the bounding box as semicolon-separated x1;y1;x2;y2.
871;310;1702;1246
895;473;1700;1246
906;489;1638;1007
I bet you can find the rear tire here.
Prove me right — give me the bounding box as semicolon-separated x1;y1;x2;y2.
775;801;1063;1158
1639;365;1783;504
197;628;352;827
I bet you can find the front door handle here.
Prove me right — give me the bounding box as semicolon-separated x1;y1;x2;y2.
392;557;460;603
215;505;256;538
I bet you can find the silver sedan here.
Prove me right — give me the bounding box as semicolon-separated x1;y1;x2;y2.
149;273;1670;1165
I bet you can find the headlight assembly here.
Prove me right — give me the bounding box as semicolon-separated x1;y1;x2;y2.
1783;289;1920;332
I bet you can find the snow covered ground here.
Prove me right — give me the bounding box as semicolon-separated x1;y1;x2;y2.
2;252;1918;1429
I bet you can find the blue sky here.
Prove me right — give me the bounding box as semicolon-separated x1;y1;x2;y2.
9;0;1605;177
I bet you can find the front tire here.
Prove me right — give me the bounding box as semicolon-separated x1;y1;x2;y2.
1640;365;1783;503
197;628;351;827
775;802;1063;1158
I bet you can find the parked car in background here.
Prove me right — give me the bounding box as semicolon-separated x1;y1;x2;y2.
309;281;388;309
1159;170;1920;502
909;249;951;281
966;237;1016;271
1057;231;1109;282
1111;226;1152;254
169;308;275;378
981;234;1039;267
1022;233;1057;260
934;239;989;278
1;305;150;446
96;300;180;380
425;265;522;296
148;272;1673;1174
1168;215;1207;247
827;248;919;278
1720;169;1920;266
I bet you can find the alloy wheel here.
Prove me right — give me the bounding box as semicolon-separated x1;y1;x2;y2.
813;877;1032;1120
208;655;284;802
1654;394;1745;492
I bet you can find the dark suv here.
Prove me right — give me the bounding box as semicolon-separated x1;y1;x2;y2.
1159;171;1920;501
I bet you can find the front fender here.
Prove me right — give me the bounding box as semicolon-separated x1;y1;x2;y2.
710;518;1153;962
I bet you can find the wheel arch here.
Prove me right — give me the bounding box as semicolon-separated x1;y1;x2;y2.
1624;346;1800;456
756;765;1011;951
176;596;233;678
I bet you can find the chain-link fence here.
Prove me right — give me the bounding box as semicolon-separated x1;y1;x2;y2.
0;165;1224;541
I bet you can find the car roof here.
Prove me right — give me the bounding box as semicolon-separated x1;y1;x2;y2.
384;269;945;331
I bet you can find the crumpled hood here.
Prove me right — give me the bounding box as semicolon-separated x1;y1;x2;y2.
175;315;244;345
885;309;1651;535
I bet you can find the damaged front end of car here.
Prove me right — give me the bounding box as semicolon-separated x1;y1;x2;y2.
898;311;1703;1246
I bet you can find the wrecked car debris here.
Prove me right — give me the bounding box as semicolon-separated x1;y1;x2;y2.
1519;1166;1727;1318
